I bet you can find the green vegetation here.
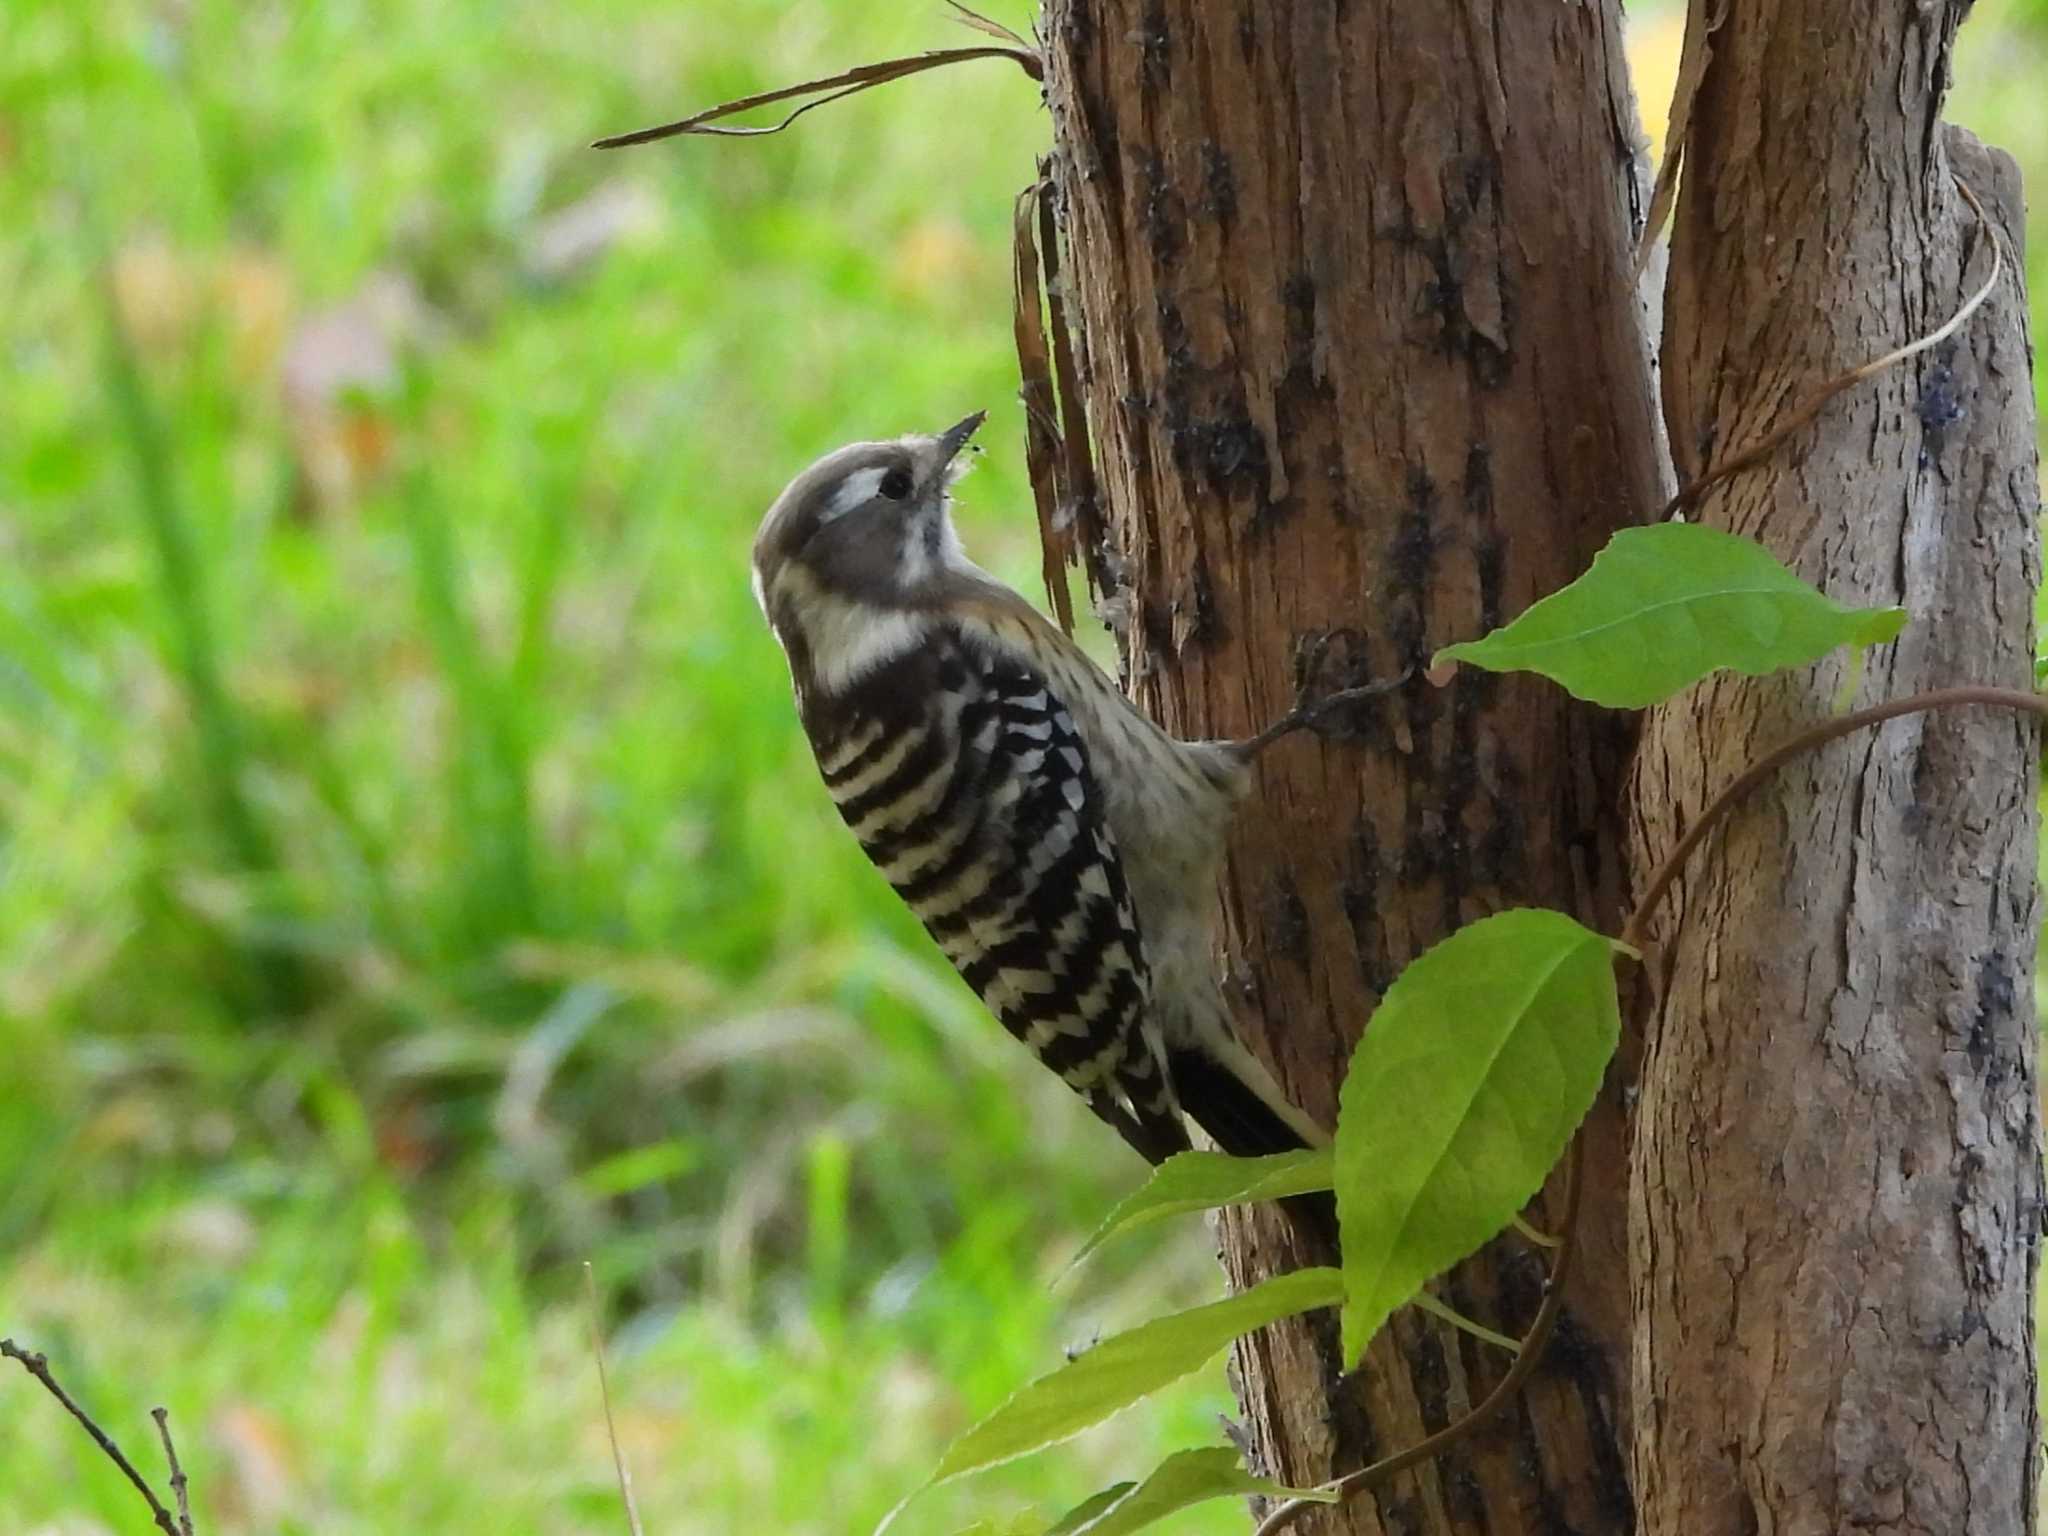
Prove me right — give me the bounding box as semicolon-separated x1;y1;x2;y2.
2;0;2042;1531
1;2;1240;1528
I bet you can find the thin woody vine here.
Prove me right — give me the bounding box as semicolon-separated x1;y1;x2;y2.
7;16;2037;1536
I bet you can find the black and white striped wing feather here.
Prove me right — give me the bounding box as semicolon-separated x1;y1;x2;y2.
803;630;1188;1163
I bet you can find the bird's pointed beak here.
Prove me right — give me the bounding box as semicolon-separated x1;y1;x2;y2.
936;410;987;465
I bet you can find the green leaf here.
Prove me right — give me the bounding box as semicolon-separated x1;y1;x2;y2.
929;1269;1342;1485
1432;523;1907;707
1042;1486;1134;1536
1336;910;1620;1365
574;1138;699;1197
1067;1149;1333;1270
1053;1448;1337;1536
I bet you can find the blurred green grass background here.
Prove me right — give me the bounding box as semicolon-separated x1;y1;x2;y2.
2;1;2043;1531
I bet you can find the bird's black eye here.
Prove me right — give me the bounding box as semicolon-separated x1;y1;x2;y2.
878;466;914;500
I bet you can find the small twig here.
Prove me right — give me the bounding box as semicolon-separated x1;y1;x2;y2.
1239;672;1412;759
585;1265;645;1536
2;1338;182;1536
1663;173;2003;520
151;1407;195;1536
945;0;1032;49
1621;684;2047;954
1251;1134;1586;1536
592;44;1040;148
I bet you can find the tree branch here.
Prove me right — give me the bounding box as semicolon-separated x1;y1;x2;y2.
1622;685;2047;955
592;45;1040;148
150;1407;195;1536
2;1338;183;1536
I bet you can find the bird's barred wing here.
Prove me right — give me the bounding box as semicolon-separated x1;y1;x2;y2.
808;633;1188;1163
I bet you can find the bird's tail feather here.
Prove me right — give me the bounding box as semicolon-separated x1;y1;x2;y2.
1089;1089;1193;1165
1167;1048;1338;1251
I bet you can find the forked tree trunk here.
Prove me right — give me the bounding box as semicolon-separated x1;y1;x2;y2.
1037;0;2039;1533
1629;1;2042;1529
1040;3;1661;1529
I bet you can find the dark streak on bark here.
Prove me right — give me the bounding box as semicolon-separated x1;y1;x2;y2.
1466;446;1505;634
1307;1304;1380;1468
1202;140;1238;227
1139;149;1184;267
1136;0;1171;93
1384;468;1437;669
1400;1317;1453;1436
1265;867;1311;971
1341;821;1389;996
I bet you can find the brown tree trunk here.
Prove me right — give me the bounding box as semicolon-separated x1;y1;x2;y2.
1629;1;2042;1530
1040;3;1662;1529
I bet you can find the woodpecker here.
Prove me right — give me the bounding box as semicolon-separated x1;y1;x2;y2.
751;412;1388;1166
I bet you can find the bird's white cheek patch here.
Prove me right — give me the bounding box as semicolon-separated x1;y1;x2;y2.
785;569;930;695
822;467;889;522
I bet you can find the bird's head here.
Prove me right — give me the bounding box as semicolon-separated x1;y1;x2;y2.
751;412;987;692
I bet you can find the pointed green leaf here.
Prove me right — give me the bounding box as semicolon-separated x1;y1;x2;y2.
1067;1149;1333;1269
1042;1486;1134;1536
928;1269;1343;1486
1056;1448;1337;1536
1336;910;1619;1365
1433;523;1907;707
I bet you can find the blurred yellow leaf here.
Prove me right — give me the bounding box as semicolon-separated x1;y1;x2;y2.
111;236;197;354
80;1092;174;1155
891;216;977;300
213;1401;302;1528
215;246;294;382
1629;7;1688;162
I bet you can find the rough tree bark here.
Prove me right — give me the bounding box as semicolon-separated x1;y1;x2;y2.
1037;0;2039;1533
1040;3;1661;1530
1629;2;2042;1531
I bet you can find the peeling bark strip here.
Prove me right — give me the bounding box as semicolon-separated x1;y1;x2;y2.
1040;2;1662;1529
1014;178;1077;632
1018;173;1120;636
1634;0;2041;1530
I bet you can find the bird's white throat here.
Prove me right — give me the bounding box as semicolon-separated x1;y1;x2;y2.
769;565;933;698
